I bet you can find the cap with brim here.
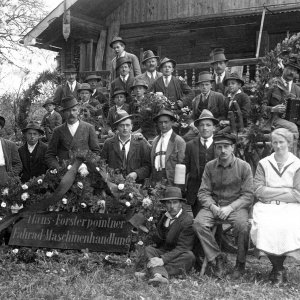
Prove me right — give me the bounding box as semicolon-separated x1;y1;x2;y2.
110;36;126;48
64;64;77;73
0;116;5;128
159;187;186;202
116;57;132;70
130;78;148;90
223;72;245;86
213;132;236;144
194;109;219;126
77;83;93;93
210;48;229;64
142;50;159;64
60;96;79;111
113;110;135;126
112;89;128;98
22;121;44;135
153;109;177;122
85;74;101;82
43;98;56;108
196;71;214;84
159;57;177;70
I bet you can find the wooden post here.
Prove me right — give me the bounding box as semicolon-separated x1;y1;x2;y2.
79;43;86;72
157;46;162;60
95;29;107;71
139;48;144;64
87;39;94;71
256;7;266;59
105;20;120;71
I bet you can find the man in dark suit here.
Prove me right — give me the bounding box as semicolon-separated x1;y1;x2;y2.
41;98;62;142
136;50;162;90
110;36;141;81
0;116;22;185
137;187;195;285
101;110;151;183
110;57;135;103
184;110;218;216
45;97;100;170
210;48;231;96
18;121;48;183
53;64;81;107
152;57;194;109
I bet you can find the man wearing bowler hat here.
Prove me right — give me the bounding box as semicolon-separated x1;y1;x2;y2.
136;186;195;285
0;116;22;185
53;64;81;107
184;109;218;217
45;97;100;170
152;57;194;109
41;98;62;142
136;50;162;90
210;48;231;96
85;74;108;104
101;110;151;183
193;132;253;279
151;109;186;186
18;121;48;183
110;36;141;81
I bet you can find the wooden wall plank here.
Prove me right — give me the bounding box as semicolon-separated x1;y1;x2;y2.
105;19;120;70
79;43;87;72
95;29;107;71
87;39;94;71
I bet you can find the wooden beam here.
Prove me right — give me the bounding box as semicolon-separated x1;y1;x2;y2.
79;43;87;72
95;29;107;71
87;39;94;71
105;19;120;71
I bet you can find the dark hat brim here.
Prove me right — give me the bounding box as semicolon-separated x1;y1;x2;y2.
22;127;44;135
86;75;102;82
77;87;93;93
130;84;148;90
196;79;214;84
159;197;186;202
112;90;128;98
43;101;56;108
223;77;244;86
60;103;79;112
194;116;219;126
142;55;159;64
159;59;177;69
116;60;132;70
110;39;126;48
153;112;177;122
113;114;135;126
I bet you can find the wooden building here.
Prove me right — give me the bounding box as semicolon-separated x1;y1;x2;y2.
24;0;300;85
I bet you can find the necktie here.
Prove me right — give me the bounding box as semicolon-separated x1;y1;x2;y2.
164;76;169;87
120;139;130;170
150;72;155;84
203;139;208;149
217;75;221;84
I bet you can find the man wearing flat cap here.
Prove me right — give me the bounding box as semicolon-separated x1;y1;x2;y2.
151;109;186;186
152;57;194;109
136;50;162;90
41;98;62;142
18;121;48;183
101;110;151;183
193;132;253;279
45;97;100;169
0;116;22;184
110;36;141;81
136;187;195;285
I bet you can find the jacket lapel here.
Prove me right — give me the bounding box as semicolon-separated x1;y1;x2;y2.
165;132;176;163
151;136;160;164
112;135;123;161
191;138;200;175
127;138;137;163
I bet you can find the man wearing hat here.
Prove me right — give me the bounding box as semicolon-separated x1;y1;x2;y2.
110;57;135;103
152;57;194;109
0;116;22;185
184;109;218;216
151;109;186;186
137;187;195;285
101;110;151;183
53;64;81;106
263;58;300;152
85;74;108;108
110;36;141;81
41;98;62;142
210;48;231;96
183;71;226;142
18;121;48;183
136;50;162;90
45;97;100;169
193;132;253;279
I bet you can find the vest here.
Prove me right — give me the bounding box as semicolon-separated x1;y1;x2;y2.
196;95;209;119
163;79;178;103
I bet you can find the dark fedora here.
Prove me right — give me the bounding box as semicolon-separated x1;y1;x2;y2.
285;56;300;70
223;72;245;86
196;71;214;84
60;96;79;111
210;48;228;64
0;116;5;128
110;36;126;48
213;132;236;145
159;187;186;202
64;64;77;73
130;78;148;90
22;120;44;135
142;50;159;64
85;74;101;82
42;98;56;108
77;83;93;93
112;89;128;98
113;110;134;126
153;109;177;122
116;57;132;70
194;109;219;126
159;57;176;70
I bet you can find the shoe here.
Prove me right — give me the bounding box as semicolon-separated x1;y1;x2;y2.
148;273;169;286
271;268;288;285
214;253;227;278
231;262;245;280
268;267;276;282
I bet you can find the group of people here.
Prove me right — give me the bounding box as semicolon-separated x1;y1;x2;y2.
1;36;300;287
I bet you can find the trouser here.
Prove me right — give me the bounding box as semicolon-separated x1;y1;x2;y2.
193;208;250;263
151;168;167;186
144;246;195;278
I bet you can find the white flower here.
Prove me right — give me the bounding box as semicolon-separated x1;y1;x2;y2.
142;197;152;208
125;201;131;207
37;179;43;184
49;206;54;211
96;167;100;172
50;169;57;174
137;241;144;246
11;204;23;214
80;203;87;208
67;165;72;170
78;163;89;177
21;184;28;190
0;217;3;221
12;249;19;254
147;216;153;222
128;193;133;199
77;182;84;189
1;202;7;208
2;188;9;196
62;198;68;205
46;251;53;258
126;258;132;265
105;255;110;260
53;250;59;255
21;192;29;201
118;184;125;191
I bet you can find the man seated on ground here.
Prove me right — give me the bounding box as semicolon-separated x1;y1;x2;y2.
136;187;195;285
45;97;100;170
193;132;253;279
18;121;47;183
101;111;151;184
184;71;226;142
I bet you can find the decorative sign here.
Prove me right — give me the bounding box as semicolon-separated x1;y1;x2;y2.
9;212;131;253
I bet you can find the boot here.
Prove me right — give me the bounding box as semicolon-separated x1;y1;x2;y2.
231;262;245;280
214;253;227;278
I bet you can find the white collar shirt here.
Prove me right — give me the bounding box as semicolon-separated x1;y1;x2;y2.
27;142;38;154
119;135;131;158
228;89;242;107
164;75;172;87
154;129;173;171
0;140;5;166
68;81;76;92
201;90;211;100
282;77;292;93
146;70;157;79
67;120;80;137
200;136;213;148
215;71;226;83
120;73;129;83
164;209;183;227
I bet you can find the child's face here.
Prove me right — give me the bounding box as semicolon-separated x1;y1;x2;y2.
227;79;241;94
114;94;126;106
134;86;146;98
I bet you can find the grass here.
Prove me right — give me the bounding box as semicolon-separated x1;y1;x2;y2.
0;246;299;300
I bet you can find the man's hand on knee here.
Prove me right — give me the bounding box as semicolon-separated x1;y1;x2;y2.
210;204;221;218
147;257;164;268
218;205;234;220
